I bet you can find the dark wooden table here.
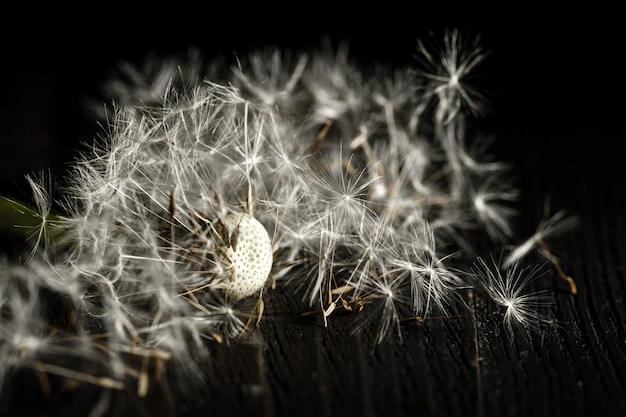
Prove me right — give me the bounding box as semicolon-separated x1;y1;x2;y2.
1;7;624;417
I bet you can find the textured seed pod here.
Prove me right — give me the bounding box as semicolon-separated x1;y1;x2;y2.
219;212;273;300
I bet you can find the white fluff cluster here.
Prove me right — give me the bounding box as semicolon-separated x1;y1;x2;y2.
0;30;576;406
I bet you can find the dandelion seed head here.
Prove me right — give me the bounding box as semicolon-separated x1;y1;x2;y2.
218;212;273;301
0;29;577;407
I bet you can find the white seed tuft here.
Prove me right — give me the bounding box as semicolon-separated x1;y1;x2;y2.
219;213;273;301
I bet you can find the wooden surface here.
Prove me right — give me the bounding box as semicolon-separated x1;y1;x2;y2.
4;190;625;417
1;7;625;417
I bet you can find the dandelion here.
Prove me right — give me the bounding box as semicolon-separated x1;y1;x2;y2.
0;29;577;414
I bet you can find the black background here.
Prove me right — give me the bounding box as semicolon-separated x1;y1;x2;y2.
1;4;624;417
1;4;622;193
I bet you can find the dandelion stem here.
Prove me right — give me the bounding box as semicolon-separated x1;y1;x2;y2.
537;238;577;294
307;119;333;153
27;361;125;390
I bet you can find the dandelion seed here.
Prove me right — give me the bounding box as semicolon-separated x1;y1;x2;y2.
470;179;519;241
2;173;68;260
232;49;309;111
413;29;488;123
503;210;579;269
356;275;406;344
309;152;379;234
304;211;342;308
472;256;556;334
